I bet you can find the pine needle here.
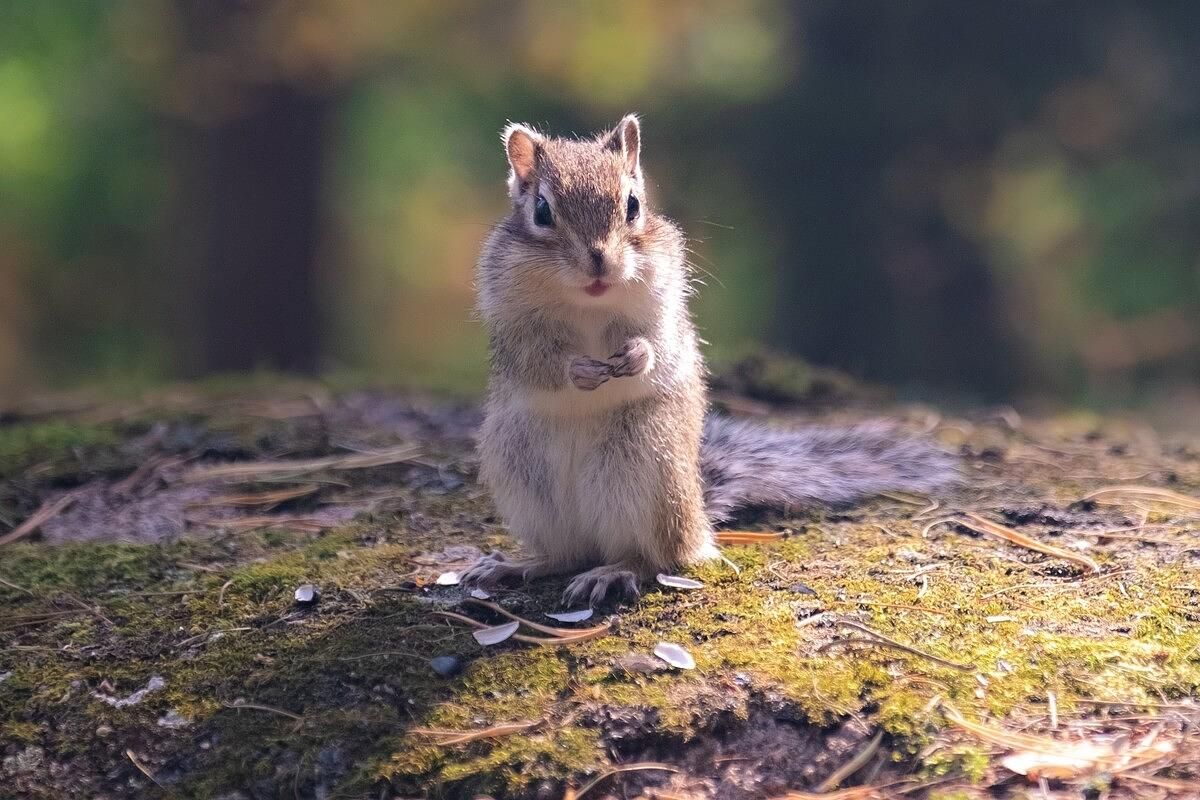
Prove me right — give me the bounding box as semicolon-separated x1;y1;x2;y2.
568;762;679;799
715;529;787;544
463;598;609;638
125;749;165;789
878;491;929;506
189;484;319;509
815;729;884;792
182;445;420;484
772;787;888;800
824;620;975;672
409;719;540;745
197;515;331;533
222;700;305;723
433;610;611;646
931;513;1101;573
1081;485;1200;511
0;491;81;546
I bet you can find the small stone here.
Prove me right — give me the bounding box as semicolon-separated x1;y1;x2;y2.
429;656;462;677
613;653;667;676
157;709;191;729
95;724;113;737
789;583;817;596
294;584;320;605
93;675;166;708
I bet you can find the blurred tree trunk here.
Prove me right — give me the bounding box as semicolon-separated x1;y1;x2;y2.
172;1;329;376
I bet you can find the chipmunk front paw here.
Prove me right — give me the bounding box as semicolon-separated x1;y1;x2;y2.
460;551;547;590
569;356;612;390
609;337;653;378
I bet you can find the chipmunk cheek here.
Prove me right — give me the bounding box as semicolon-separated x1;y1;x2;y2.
618;248;640;280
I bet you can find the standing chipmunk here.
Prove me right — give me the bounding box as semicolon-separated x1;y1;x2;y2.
464;115;956;605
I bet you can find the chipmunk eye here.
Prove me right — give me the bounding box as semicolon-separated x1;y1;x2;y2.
534;194;554;227
626;193;640;223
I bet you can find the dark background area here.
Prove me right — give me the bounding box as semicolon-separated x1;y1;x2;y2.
2;1;1198;415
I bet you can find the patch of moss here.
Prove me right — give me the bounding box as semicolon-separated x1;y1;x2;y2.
923;745;991;783
0;420;119;480
0;541;177;596
7;387;1200;797
1;720;42;743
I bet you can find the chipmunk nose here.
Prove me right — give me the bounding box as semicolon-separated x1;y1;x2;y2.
587;247;608;279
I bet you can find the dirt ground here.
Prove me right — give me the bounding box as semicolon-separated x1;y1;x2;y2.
2;365;1200;799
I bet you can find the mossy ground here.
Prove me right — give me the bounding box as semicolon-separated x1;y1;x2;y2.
2;378;1199;798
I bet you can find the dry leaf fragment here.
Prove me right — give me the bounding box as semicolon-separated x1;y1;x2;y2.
436;571;460;586
545;609;593;623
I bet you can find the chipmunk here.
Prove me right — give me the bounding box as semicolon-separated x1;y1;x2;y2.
463;114;956;605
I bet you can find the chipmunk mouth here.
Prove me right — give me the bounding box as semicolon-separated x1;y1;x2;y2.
583;280;610;297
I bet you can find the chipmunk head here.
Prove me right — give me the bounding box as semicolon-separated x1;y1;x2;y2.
497;115;657;303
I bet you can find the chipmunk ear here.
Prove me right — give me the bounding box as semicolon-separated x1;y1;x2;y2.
604;114;641;176
502;123;542;197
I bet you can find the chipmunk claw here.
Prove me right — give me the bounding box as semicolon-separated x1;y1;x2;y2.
460;552;514;590
461;552;553;590
563;564;641;606
569;357;612;391
609;337;652;378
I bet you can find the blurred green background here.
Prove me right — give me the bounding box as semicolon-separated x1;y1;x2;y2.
2;1;1199;410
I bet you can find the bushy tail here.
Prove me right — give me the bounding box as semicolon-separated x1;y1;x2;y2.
700;416;958;523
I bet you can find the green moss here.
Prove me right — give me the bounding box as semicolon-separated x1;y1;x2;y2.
923;745;990;783
1;720;42;742
0;541;175;596
0;420;119;479
6;385;1200;796
405;727;602;796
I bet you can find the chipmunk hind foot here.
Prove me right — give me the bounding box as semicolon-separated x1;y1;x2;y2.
562;563;643;607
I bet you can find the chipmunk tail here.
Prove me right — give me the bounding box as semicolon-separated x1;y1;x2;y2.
700;416;959;523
